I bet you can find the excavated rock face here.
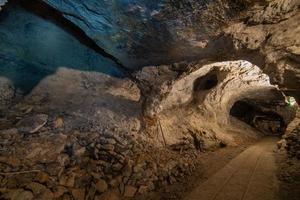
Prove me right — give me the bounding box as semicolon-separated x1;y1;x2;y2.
0;3;123;95
136;60;297;147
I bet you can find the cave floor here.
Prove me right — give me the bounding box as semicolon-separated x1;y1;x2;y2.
186;137;279;200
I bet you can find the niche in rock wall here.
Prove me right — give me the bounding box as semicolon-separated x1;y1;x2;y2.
194;71;218;91
230;99;285;135
193;69;219;103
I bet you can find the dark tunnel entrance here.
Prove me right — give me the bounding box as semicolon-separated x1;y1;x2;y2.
230;100;286;135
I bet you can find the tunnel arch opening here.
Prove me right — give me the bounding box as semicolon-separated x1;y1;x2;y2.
230;99;286;135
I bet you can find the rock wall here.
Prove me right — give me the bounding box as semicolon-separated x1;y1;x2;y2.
224;0;300;101
285;124;300;159
136;60;297;147
0;0;8;11
136;61;289;120
0;4;122;95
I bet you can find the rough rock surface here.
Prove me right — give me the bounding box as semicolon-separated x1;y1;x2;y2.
277;112;300;200
137;61;278;116
223;0;300;100
0;4;122;95
0;0;7;11
136;60;296;147
285;124;300;159
1;0;299;106
0;77;15;110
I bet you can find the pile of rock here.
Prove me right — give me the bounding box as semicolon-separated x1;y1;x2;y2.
84;132;198;198
59;132;196;199
0;113;199;199
285;124;300;159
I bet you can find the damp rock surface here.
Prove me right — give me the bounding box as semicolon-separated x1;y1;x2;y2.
0;4;122;95
0;77;15;110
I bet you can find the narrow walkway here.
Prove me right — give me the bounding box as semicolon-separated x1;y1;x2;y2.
186;137;279;200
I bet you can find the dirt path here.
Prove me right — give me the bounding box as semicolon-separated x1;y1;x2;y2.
185;137;279;200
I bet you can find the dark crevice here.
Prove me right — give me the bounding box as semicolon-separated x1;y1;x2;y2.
192;70;219;104
194;73;218;91
10;0;132;77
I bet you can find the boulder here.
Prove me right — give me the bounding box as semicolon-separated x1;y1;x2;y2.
95;179;108;193
123;185;137;197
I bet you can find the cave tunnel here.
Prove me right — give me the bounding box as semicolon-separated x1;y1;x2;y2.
230;99;286;135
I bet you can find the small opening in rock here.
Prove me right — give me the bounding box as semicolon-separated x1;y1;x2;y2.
194;72;218;91
230;100;285;135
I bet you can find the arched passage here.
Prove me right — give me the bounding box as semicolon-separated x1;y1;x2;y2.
230;99;286;135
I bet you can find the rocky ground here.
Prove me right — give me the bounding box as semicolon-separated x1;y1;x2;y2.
276;111;300;200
